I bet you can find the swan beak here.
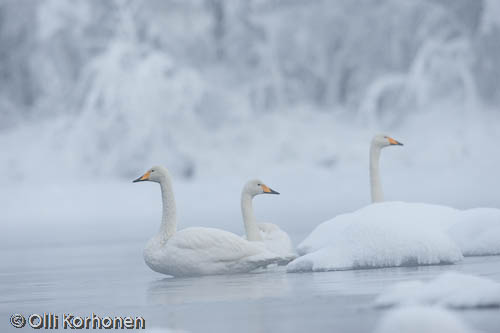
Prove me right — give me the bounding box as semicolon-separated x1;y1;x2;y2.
133;171;151;183
261;184;280;195
388;137;404;146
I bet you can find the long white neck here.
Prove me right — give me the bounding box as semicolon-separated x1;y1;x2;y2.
241;192;263;241
158;176;177;241
370;143;384;203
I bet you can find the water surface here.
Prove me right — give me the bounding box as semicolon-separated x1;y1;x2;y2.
2;243;500;332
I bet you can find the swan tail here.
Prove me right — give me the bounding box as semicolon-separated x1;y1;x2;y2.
275;253;298;266
247;253;283;269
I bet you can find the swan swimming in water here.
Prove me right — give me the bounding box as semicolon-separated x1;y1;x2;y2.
241;179;296;263
370;133;403;203
133;166;283;277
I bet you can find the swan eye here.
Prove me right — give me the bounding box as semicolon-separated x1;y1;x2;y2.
257;183;261;186
151;169;155;172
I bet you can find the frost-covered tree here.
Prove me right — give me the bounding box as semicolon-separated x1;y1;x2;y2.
1;0;499;181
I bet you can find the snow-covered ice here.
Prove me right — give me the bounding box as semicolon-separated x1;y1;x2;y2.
288;202;463;272
292;201;500;273
375;272;500;309
374;306;473;333
448;208;500;256
297;202;460;255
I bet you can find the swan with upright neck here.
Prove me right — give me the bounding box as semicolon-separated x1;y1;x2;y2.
241;179;296;263
368;135;500;257
370;134;403;203
295;134;404;256
289;134;500;272
288;135;468;272
133;166;283;277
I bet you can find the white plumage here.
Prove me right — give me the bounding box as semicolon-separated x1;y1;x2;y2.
240;179;296;264
257;222;295;259
134;166;283;277
143;227;282;276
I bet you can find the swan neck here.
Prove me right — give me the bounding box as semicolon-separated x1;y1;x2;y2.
241;193;263;241
159;177;177;240
370;144;384;203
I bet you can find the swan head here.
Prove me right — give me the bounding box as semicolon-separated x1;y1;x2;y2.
372;133;403;149
133;165;169;183
243;179;280;197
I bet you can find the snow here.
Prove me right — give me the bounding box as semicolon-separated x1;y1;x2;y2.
288;202;463;273
374;306;473;333
448;208;500;256
375;272;500;309
291;201;500;273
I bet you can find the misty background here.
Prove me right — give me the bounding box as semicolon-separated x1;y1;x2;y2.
2;0;500;247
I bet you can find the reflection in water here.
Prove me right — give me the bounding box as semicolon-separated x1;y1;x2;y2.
308;263;459;297
2;244;500;333
147;268;291;304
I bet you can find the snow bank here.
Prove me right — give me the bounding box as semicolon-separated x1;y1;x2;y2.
448;208;500;256
297;202;459;255
288;202;462;272
375;272;500;309
374;306;473;333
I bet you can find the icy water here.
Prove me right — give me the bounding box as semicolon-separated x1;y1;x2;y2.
2;243;500;333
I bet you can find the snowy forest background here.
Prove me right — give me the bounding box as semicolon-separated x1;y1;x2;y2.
1;0;500;181
3;0;500;247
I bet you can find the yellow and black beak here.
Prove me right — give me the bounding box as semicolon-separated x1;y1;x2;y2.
261;184;280;195
133;171;151;183
388;137;404;146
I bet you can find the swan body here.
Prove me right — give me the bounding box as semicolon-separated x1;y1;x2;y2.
134;166;283;277
241;179;296;264
143;227;282;276
255;222;295;259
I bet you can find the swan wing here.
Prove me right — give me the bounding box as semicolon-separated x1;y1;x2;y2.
172;227;266;257
257;222;296;263
150;227;282;276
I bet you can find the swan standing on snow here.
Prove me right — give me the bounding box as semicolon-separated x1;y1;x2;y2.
133;166;283;277
370;134;403;202
241;179;296;263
